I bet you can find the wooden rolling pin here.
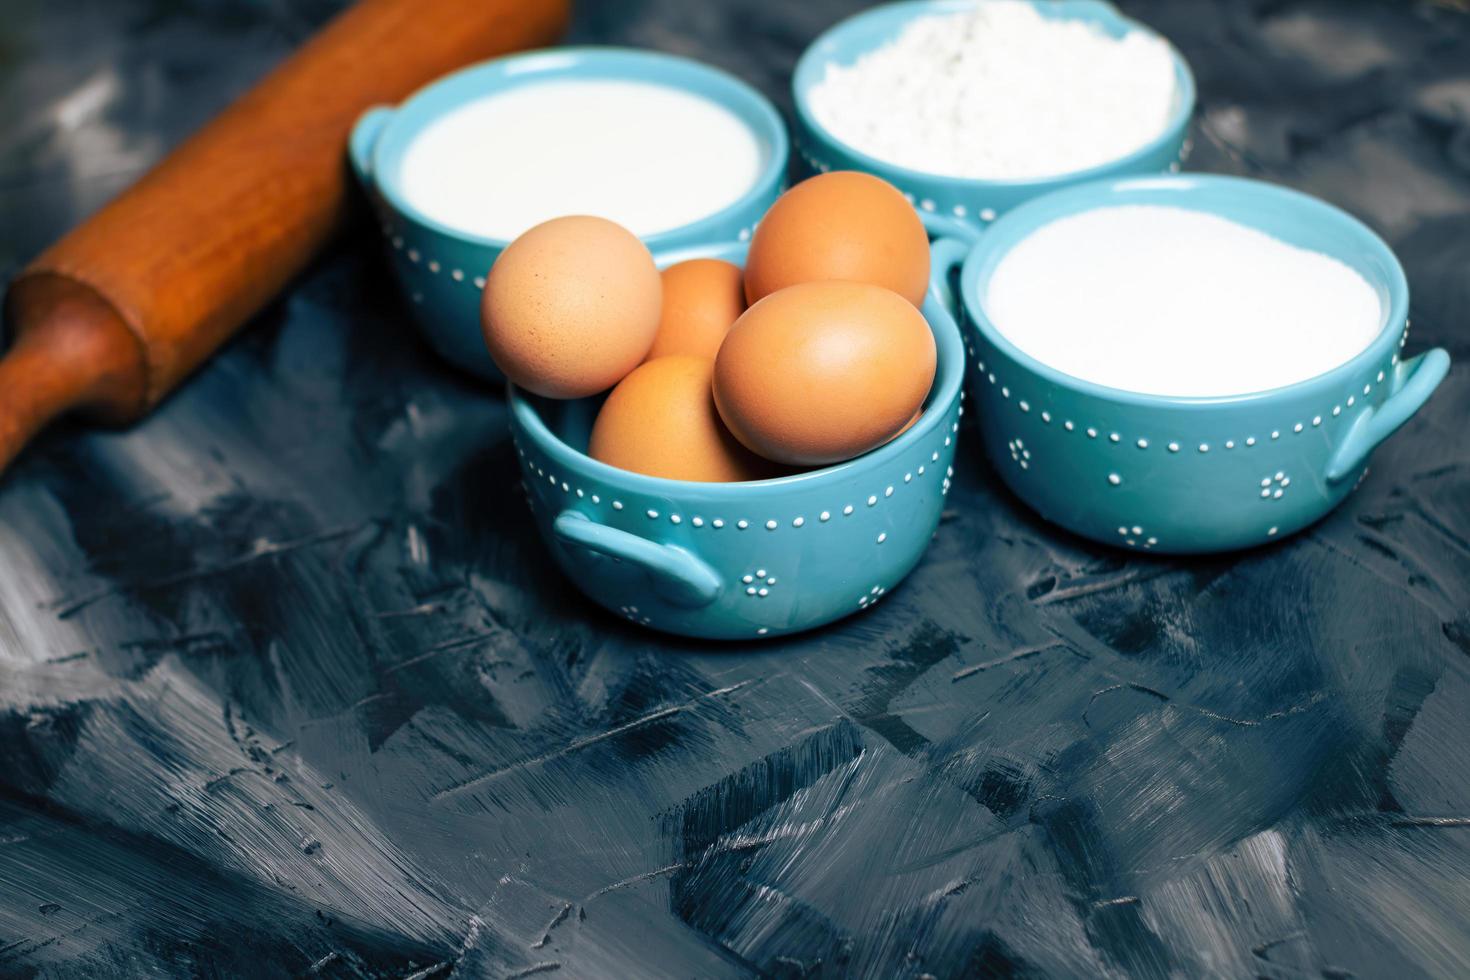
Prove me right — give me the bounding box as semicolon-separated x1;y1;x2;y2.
0;0;569;475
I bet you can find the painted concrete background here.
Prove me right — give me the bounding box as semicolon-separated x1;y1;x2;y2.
1;1;1468;976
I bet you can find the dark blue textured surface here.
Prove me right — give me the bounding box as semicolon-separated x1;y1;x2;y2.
1;1;1469;977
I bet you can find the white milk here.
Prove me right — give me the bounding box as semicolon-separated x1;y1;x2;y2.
399;80;764;241
985;205;1383;397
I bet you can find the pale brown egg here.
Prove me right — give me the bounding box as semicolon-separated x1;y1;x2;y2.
713;281;935;466
589;355;780;482
743;171;930;307
646;259;746;361
481;215;661;398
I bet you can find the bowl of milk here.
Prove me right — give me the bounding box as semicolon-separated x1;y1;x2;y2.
792;0;1196;241
943;174;1449;553
349;48;789;380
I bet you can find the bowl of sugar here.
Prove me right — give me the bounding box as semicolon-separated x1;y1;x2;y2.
349;48;789;380
792;0;1195;240
939;174;1450;553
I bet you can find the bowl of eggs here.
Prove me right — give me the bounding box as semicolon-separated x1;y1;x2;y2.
488;173;966;639
791;0;1196;240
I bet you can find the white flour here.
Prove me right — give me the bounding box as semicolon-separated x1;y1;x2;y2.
985;206;1383;396
807;2;1179;180
400;80;764;240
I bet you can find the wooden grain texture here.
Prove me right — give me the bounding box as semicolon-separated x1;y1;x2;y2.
0;0;569;474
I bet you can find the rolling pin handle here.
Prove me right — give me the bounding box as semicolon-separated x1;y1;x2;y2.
349;106;395;187
0;275;147;473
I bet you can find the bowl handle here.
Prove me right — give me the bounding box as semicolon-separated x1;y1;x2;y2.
921;210;985;247
553;510;722;608
927;235;975;319
348;105;394;189
1325;347;1451;483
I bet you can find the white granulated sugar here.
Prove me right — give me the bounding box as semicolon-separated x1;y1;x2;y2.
807;2;1178;180
985;206;1383;396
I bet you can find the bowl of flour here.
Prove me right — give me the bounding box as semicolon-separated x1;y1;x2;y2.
943;174;1449;554
350;48;788;380
793;0;1196;239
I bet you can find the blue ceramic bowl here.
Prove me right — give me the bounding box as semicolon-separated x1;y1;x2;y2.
508;239;967;640
792;0;1196;242
945;174;1450;554
349;48;789;380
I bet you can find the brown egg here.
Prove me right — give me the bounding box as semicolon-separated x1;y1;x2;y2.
743;171;930;307
589;356;779;482
482;215;661;398
646;259;746;361
892;409;922;442
714;281;935;466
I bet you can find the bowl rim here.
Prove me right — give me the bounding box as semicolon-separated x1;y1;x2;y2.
959;173;1412;407
508;243;967;499
791;0;1198;190
365;46;790;249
